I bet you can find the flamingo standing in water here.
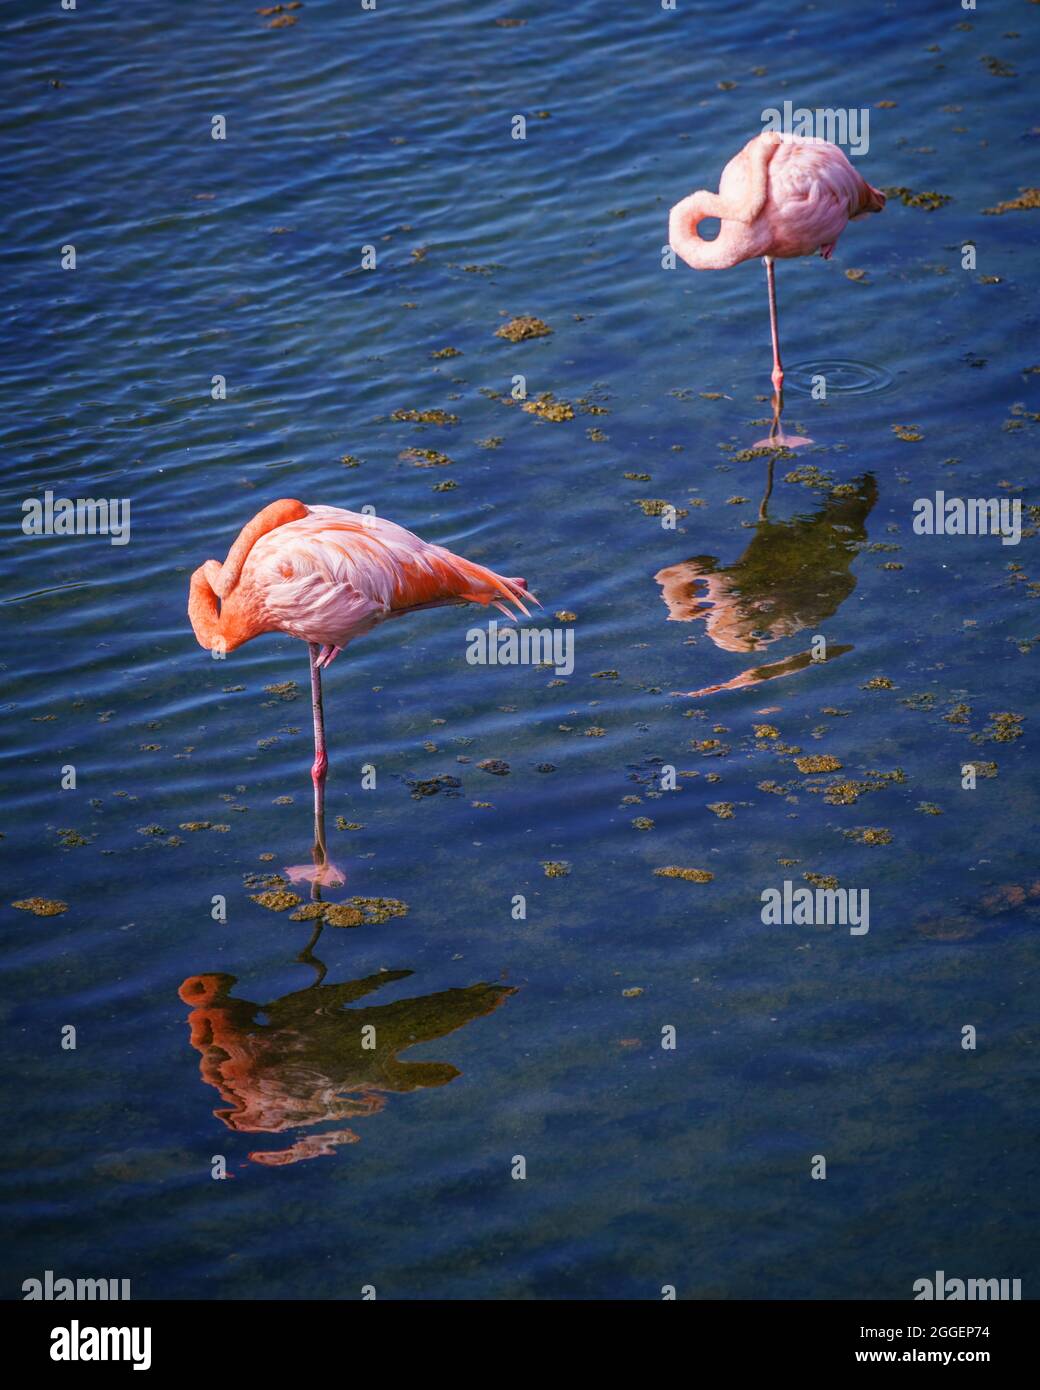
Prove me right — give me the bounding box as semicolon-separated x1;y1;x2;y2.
668;131;885;391
188;499;532;866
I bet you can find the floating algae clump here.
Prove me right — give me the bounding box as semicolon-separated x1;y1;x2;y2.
477;758;510;775
288;903;326;922
251;890;302;912
635;498;688;518
707;802;735;819
390;408;459;426
12;897;68;916
632;817;655;830
542;861;570;877
804;872;839;889
654;866;714;883
334;897;408;926
983;188;1040;215
495;316;552;342
973;711;1023;743
821;780;874;805
264;681;299;700
400;447;452;467
965;760;998;778
844;827;893;846
754;724;780;740
431;346;462;358
862;677;894;690
883;186;951;211
322;904;367;928
795;754;843;773
522;392;574;422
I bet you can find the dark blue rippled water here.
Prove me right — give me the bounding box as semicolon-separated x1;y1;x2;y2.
2;0;1038;1300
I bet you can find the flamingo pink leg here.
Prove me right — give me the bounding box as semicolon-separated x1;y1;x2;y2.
308;643;329;864
764;255;783;393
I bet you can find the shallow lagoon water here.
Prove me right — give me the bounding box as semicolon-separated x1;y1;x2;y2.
2;0;1038;1298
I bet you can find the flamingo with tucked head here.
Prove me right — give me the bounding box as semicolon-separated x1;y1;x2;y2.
668;131;885;391
188;499;532;865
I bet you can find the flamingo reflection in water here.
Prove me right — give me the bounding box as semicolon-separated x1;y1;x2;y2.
180;960;515;1166
655;471;877;696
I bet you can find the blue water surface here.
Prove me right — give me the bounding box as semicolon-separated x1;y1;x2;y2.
2;0;1038;1299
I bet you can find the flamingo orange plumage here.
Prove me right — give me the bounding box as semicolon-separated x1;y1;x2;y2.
668;131;885;391
188;499;533;863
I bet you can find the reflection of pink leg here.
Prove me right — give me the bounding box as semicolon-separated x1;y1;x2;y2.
764;256;784;393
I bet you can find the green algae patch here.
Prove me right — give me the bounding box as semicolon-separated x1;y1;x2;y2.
917;803;943;815
400;447;452;467
883;187;951;211
795;754;843;774
862;677;894;690
337;897;408;926
844;827;893;846
820;780;875;806
707;802;735;819
179;821;212;832
632;817;655;831
391;408;459;426
251;890;302;912
754;724;780;740
973;711;1023;743
803;872;839;890
784;463;833;488
522;392;574;422
495;316;552;342
984;188;1040;215
323;904;367;928
891;423;924;442
635;498;688;518
542;861;570;878
264;681;299;700
431;346;461;358
654;866;713;883
965;760;998;778
12;897;68;917
287;903;326;922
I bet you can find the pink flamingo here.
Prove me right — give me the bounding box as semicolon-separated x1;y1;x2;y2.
668;131;885;391
188;499;532;864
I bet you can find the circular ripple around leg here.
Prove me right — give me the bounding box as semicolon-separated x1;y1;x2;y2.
782;358;894;396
